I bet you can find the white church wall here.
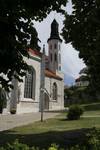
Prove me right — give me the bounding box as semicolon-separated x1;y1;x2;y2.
48;39;62;72
10;78;18;112
15;56;41;114
16;101;39;114
45;77;64;110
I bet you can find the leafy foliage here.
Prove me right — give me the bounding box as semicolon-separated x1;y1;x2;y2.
64;86;89;105
0;87;7;113
67;104;84;120
10;108;16;114
1;129;100;150
62;0;100;94
0;0;67;91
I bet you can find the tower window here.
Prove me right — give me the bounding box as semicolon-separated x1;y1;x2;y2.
59;54;61;63
54;43;57;49
24;67;36;99
55;53;57;61
49;44;52;50
59;44;60;50
50;53;52;62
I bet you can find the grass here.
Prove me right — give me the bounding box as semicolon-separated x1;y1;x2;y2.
84;110;100;116
0;111;100;149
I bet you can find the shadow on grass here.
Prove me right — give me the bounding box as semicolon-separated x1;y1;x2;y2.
0;128;90;149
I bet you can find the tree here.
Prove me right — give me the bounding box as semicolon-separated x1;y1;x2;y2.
0;87;7;113
62;0;100;94
0;0;67;91
79;67;88;75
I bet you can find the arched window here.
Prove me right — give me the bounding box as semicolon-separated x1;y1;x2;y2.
50;53;52;62
59;44;60;50
24;67;36;99
54;43;57;49
55;53;57;62
59;66;61;71
53;82;57;100
49;44;52;50
59;53;61;63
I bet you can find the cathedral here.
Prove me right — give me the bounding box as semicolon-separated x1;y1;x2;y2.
5;19;64;114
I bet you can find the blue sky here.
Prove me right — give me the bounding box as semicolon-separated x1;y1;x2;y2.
34;1;86;85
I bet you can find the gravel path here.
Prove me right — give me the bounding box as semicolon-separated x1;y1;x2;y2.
0;112;59;131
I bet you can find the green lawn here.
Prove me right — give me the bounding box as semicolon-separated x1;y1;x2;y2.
84;110;100;116
0;111;100;149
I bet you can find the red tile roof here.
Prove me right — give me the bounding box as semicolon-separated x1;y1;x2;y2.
45;69;62;80
28;48;42;57
28;49;62;80
28;48;49;61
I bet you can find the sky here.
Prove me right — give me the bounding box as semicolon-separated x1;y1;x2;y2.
34;1;86;86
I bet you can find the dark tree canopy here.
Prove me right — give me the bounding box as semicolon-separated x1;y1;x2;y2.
0;0;67;91
62;0;100;94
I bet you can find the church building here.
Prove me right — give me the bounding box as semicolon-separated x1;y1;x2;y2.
6;19;64;114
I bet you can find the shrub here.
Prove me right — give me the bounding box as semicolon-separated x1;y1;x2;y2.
0;130;100;150
10;108;16;114
67;105;84;120
0;139;29;150
48;144;58;150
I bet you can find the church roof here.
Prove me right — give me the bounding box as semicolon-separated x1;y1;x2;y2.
28;48;49;61
28;48;48;61
45;69;62;80
28;48;42;57
28;49;62;80
47;19;62;42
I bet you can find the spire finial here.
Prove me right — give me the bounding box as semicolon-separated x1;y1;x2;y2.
43;44;45;55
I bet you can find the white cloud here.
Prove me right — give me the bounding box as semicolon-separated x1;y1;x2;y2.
61;43;86;79
66;0;73;14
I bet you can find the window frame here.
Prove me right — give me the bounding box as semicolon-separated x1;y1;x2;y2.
24;66;36;99
52;82;57;101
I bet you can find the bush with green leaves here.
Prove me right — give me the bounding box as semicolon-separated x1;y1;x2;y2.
67;105;84;120
10;108;16;114
0;140;29;150
0;130;100;150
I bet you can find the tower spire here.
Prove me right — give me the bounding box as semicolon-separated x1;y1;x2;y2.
47;19;62;72
48;19;62;42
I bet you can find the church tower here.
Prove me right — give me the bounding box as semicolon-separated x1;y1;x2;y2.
47;19;62;72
